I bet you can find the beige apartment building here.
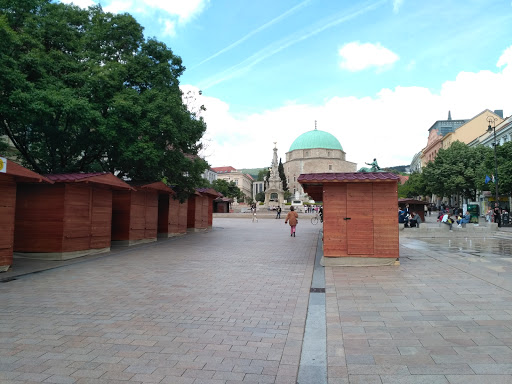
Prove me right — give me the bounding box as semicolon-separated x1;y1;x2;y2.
211;166;253;202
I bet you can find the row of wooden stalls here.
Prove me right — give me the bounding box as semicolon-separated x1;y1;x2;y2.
0;158;221;272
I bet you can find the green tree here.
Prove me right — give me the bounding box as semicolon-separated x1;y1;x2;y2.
278;158;288;191
422;141;491;203
477;141;512;197
257;169;267;182
255;191;265;202
0;0;207;199
398;172;426;198
211;179;243;200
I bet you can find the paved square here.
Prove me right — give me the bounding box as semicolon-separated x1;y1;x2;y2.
1;216;512;383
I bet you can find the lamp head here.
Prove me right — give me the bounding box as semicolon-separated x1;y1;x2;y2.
488;124;493;133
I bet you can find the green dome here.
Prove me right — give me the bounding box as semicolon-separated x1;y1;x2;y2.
289;129;343;152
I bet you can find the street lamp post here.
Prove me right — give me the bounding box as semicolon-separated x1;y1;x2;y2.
487;116;499;207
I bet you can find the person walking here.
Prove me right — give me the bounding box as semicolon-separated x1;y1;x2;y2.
285;206;299;237
251;203;258;223
275;206;282;219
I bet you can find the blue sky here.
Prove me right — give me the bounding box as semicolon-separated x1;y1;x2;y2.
62;0;512;169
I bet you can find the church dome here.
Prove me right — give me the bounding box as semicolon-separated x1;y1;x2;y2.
289;129;343;152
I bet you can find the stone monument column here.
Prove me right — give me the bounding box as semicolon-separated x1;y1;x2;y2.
264;143;285;208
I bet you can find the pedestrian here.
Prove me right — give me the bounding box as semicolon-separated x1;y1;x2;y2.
457;211;470;228
275;206;282;219
493;202;501;228
252;203;258;223
424;204;428;218
485;206;492;222
428;204;432;216
285;206;299;237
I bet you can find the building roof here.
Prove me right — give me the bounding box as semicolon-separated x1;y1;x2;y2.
288;129;343;152
298;172;400;183
197;188;222;197
0;158;53;184
130;181;175;194
211;166;236;173
46;173;132;190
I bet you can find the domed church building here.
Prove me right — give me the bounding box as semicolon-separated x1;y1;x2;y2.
285;127;357;199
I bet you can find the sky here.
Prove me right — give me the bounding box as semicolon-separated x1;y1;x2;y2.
61;0;512;170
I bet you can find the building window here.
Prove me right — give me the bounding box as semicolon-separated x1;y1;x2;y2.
305;151;309;157
328;164;332;171
294;176;296;182
327;151;331;157
235;179;238;185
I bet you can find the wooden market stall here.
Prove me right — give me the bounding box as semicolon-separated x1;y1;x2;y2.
213;197;231;213
299;172;400;266
399;198;428;221
158;189;190;238
0;157;53;271
197;188;221;229
14;172;131;260
187;190;208;232
112;181;173;246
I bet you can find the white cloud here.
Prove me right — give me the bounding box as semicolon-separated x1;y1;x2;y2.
104;0;133;14
184;45;512;170
393;0;404;13
139;0;208;22
339;42;399;72
161;19;176;37
59;0;95;8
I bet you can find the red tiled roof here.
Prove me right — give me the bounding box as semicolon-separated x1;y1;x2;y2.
0;158;53;184
298;172;401;183
398;175;409;185
46;173;132;190
211;166;236;173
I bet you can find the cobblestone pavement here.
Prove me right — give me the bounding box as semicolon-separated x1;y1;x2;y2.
2;217;512;384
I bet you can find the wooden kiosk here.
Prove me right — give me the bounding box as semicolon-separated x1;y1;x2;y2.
14;172;131;260
0;158;52;271
197;188;221;229
299;172;400;266
187;190;208;232
158;190;189;238
112;181;173;246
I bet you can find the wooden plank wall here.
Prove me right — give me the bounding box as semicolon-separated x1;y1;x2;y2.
187;196;198;229
199;196;209;229
89;187;113;250
207;196;214;227
347;183;374;255
14;184;66;252
323;184;347;257
323;181;398;259
177;200;188;233
373;182;399;258
62;185;92;252
0;179;16;268
144;191;158;240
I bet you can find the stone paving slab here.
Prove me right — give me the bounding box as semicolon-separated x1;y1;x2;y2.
1;218;319;384
326;235;512;384
2;217;512;383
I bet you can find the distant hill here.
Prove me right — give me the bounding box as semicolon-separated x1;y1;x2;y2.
238;168;265;180
383;165;409;174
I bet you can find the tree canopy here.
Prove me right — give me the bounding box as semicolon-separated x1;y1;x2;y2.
400;140;512;203
0;0;207;199
211;179;244;201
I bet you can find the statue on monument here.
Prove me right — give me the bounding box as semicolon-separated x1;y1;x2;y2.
365;158;381;172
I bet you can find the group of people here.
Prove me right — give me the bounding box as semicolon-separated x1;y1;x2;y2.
437;210;471;230
485;203;509;228
398;204;422;228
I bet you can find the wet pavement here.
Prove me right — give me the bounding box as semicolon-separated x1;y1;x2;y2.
1;217;512;383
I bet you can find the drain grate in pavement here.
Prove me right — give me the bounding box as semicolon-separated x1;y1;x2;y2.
310;287;325;293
